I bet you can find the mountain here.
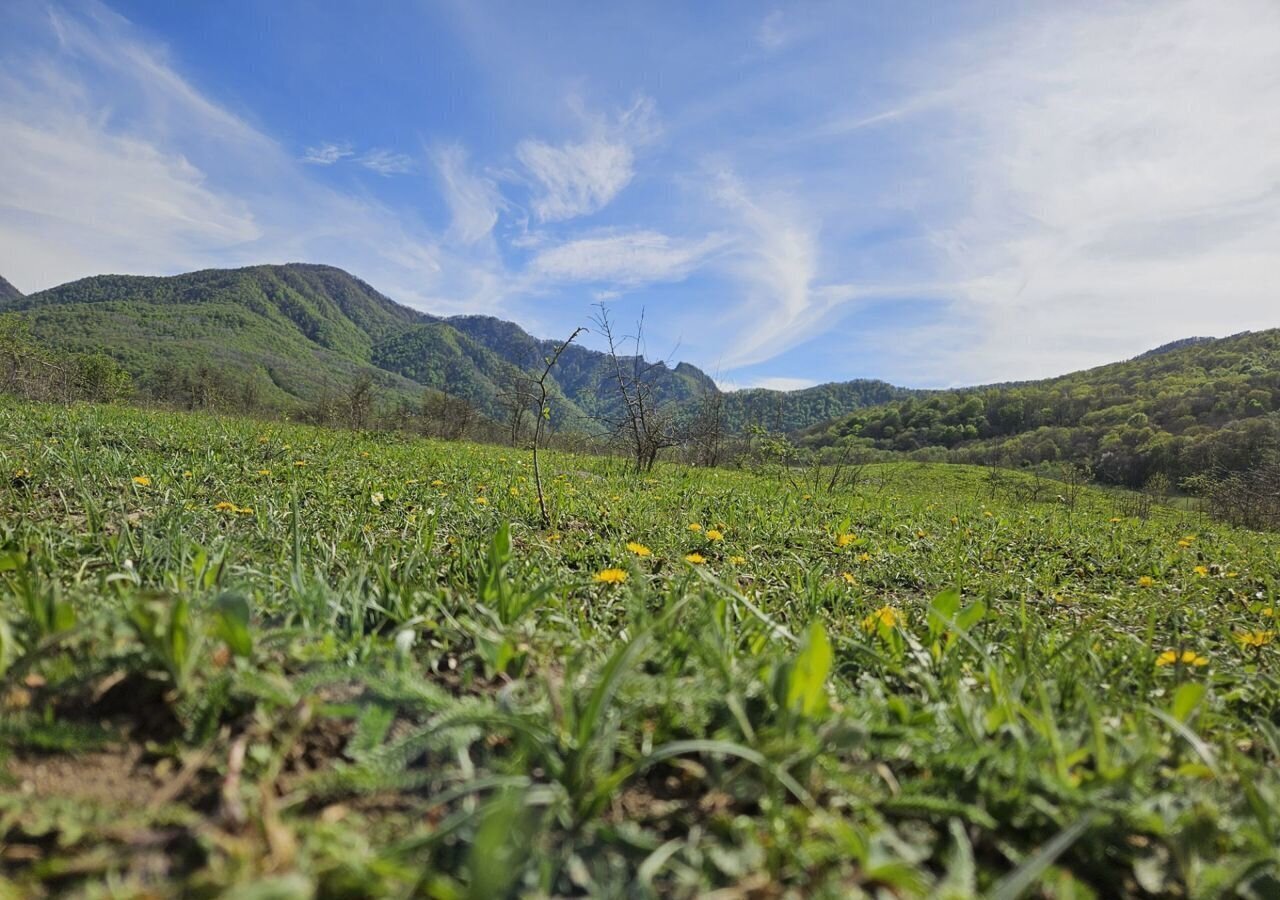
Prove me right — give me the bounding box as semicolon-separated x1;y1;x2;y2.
0;275;22;304
4;264;428;410
1;263;897;430
799;330;1280;487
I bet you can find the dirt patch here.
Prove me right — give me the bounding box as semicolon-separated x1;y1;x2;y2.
6;744;160;808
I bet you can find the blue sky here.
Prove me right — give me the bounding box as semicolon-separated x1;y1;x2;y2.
3;1;1280;389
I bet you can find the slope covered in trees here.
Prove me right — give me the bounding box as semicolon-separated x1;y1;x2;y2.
799;329;1280;487
1;263;899;431
0;275;22;304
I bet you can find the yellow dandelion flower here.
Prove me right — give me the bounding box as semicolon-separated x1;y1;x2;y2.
705;529;724;541
294;460;307;468
1137;576;1154;588
509;486;520;497
983;510;994;517
594;568;628;584
1193;565;1209;577
862;606;902;632
1156;649;1208;668
214;501;237;512
729;555;746;565
627;542;652;557
835;533;856;548
1262;607;1274;617
132;475;151;487
474;496;488;506
841;572;855;584
688;523;702;532
1236;630;1275;648
182;470;193;478
857;552;872;564
235;506;254;515
257;469;272;476
1109;517;1122;523
915;529;928;539
546;533;561;543
685;552;706;565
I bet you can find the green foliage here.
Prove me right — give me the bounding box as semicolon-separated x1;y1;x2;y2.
801;329;1280;488
2;399;1279;897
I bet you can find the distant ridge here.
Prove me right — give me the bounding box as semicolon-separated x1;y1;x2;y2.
0;274;23;305
1135;335;1218;359
5;262;904;431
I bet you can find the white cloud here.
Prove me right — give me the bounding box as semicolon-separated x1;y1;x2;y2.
358;148;414;176
530;229;721;285
302;142;353;165
712;172;825;369
0;1;513;316
903;0;1280;383
516;96;658;222
517;138;634;222
434;144;501;244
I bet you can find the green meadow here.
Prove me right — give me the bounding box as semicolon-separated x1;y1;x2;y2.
2;399;1278;898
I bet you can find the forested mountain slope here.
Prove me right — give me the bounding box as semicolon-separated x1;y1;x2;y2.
1;263;901;430
799;329;1280;486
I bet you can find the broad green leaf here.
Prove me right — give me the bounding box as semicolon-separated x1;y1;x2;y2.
1170;681;1206;723
786;621;832;718
212;591;253;658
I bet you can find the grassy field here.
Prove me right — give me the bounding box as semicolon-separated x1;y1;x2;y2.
2;400;1278;898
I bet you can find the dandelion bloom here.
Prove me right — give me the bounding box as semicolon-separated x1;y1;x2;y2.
729;555;746;565
835;533;856;548
705;529;724;541
257;469;272;476
294;460;307;468
1193;565;1209;577
474;497;488;506
594;568;628;584
214;501;238;512
235;506;254;515
857;552;872;564
915;530;928;539
132;476;151;487
1109;517;1122;523
627;542;652;557
685;552;706;565
182;471;193;478
1137;576;1154;588
841;572;855;584
431;479;445;487
1155;649;1208;668
688;523;702;532
1236;630;1275;648
862;606;902;632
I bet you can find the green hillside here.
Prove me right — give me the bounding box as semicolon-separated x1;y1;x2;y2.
3;264;900;432
4;264;427;411
800;329;1280;487
0;274;22;304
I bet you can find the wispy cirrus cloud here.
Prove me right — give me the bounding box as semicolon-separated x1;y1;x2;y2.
529;229;722;286
434;144;502;245
0;0;503;315
358;148;414;176
516;96;659;222
302;142;353;165
303;143;414;175
884;0;1280;383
